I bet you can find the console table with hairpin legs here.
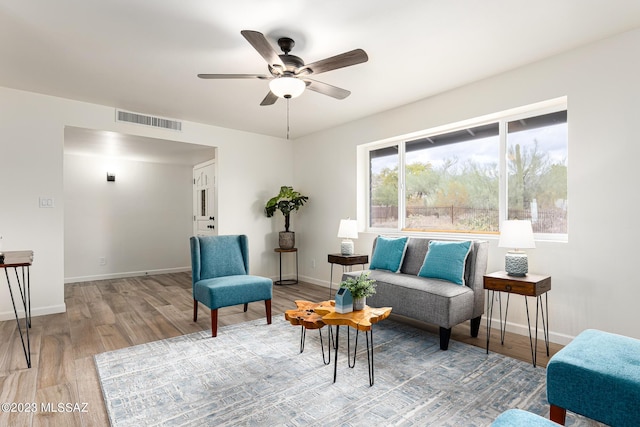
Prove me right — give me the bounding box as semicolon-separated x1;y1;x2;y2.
1;250;34;368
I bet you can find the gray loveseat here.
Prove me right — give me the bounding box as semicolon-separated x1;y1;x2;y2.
343;236;489;350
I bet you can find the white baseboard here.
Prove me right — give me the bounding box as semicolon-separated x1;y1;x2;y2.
485;317;575;345
298;274;328;288
64;267;191;284
0;303;67;322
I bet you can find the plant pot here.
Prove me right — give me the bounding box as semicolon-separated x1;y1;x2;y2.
279;231;295;249
353;297;366;311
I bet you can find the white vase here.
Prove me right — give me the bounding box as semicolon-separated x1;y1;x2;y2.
353;297;366;311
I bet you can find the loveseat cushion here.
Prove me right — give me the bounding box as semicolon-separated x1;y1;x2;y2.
400;238;481;289
369;236;408;272
358;270;475;328
418;240;472;285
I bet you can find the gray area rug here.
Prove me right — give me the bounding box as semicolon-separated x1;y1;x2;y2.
95;316;593;426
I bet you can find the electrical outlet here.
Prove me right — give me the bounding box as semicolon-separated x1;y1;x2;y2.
39;197;55;208
99;257;106;266
311;259;316;269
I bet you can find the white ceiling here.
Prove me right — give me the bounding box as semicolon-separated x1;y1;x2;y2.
3;0;640;143
64;127;216;165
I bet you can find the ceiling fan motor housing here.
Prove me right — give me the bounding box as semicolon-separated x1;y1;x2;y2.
269;54;305;76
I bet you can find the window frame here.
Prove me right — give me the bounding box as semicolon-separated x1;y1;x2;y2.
362;98;568;242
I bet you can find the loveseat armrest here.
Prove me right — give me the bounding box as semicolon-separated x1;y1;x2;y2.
467;240;489;318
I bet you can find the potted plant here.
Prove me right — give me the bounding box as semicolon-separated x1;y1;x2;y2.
340;271;376;310
265;186;309;249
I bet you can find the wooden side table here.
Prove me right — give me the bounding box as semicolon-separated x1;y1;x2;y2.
327;253;369;298
274;248;298;285
484;271;551;367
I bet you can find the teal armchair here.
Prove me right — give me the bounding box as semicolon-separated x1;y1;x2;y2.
190;235;273;337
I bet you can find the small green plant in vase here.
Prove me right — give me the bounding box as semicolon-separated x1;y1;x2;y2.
340;271;376;310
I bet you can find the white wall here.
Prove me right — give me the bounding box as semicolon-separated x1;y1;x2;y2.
4;28;639;343
64;154;194;281
0;87;293;320
294;28;640;344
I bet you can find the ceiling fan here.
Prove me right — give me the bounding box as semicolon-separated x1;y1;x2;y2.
197;30;368;106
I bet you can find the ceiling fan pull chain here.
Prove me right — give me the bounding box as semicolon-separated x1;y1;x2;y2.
286;97;290;140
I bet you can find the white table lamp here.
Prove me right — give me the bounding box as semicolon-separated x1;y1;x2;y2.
498;220;535;276
337;219;358;255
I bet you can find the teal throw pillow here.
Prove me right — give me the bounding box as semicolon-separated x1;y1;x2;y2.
370;236;408;273
418;240;472;285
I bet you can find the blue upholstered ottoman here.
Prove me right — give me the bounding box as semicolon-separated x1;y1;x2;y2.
546;329;640;426
492;409;556;426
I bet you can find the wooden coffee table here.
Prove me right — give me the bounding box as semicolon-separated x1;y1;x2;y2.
286;300;391;386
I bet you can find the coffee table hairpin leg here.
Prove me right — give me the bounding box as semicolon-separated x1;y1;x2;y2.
298;325;306;353
347;328;359;368
298;325;333;366
334;326;376;386
319;327;334;365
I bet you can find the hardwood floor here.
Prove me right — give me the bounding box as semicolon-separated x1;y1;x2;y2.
0;272;563;426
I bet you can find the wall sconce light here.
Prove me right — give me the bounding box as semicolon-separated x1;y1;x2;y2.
106;172;116;182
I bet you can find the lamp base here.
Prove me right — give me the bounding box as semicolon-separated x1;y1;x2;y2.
505;251;528;276
340;239;354;256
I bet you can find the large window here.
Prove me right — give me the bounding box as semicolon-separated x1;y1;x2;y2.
507;110;568;233
368;103;568;236
370;145;399;229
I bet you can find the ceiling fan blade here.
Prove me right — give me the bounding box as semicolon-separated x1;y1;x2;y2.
241;30;285;69
298;49;368;75
260;91;279;106
197;73;270;79
304;79;351;100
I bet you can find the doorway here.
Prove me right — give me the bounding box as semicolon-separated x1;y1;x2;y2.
193;160;217;236
63;126;216;282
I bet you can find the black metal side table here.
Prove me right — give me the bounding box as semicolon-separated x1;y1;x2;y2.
274;248;298;285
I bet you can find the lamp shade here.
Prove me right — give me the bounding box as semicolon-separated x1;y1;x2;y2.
269;76;305;99
337;219;358;239
498;220;535;249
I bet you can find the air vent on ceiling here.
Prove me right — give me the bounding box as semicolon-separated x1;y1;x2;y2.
116;109;182;131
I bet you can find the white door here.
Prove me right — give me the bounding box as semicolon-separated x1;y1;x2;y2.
193;160;217;236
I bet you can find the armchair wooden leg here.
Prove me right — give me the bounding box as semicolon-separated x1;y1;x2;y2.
193;299;198;322
550;404;566;425
265;299;272;325
243;303;248;312
211;309;218;337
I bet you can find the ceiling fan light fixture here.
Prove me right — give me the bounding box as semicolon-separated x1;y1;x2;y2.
269;76;305;99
